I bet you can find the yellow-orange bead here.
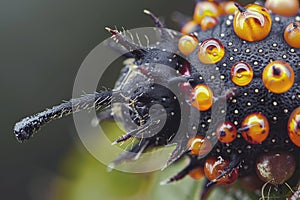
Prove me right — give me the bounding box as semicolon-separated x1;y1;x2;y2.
198;38;225;64
204;156;239;184
230;62;253;86
190;84;214;111
178;35;199;56
189;167;204;180
284;22;300;48
220;1;238;15
241;113;269;144
262;60;294;94
187;135;213;156
193;1;222;23
288;107;300;147
181;20;199;35
216;122;237;143
265;0;299;17
233;4;272;42
200;16;218;31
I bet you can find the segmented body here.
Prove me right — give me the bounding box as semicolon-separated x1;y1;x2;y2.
14;0;300;199
180;6;300;177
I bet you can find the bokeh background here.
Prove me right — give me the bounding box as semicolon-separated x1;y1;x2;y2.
0;0;265;200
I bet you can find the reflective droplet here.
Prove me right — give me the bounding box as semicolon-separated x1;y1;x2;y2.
190;84;214;111
284;22;300;48
189;167;204;180
288;107;300;147
256;151;296;185
231;62;253;86
178;35;199;55
198;38;225;64
262;60;294;93
200;16;218;31
187;135;212;156
220;1;238;15
265;0;299;17
233;4;272;42
181;20;199;35
241;113;269;144
193;1;222;23
216;122;237;143
204;156;238;184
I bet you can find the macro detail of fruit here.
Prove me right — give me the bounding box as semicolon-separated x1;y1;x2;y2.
13;0;300;199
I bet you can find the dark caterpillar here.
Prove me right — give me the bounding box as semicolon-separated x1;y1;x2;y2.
14;0;300;199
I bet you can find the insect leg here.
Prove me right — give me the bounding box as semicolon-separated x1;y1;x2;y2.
108;139;150;169
143;10;164;28
14;91;117;142
161;157;203;185
105;27;146;59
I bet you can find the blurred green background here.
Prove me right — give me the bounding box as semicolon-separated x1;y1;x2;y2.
0;0;262;200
